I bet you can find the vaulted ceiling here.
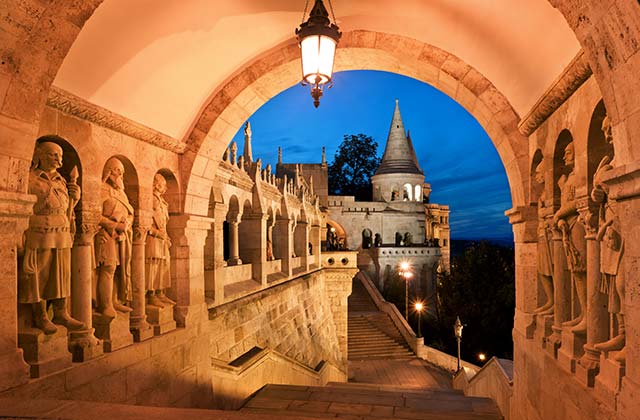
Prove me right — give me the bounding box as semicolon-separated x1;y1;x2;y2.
54;0;580;139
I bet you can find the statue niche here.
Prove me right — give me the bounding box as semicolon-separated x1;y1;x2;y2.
145;174;175;308
19;142;85;334
591;116;626;362
553;141;587;333
534;160;554;315
95;157;134;319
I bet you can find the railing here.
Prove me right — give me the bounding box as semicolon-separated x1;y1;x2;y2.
453;357;513;420
355;271;479;373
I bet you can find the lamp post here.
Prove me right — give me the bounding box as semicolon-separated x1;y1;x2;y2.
454;316;463;372
415;302;424;338
399;261;412;319
296;0;341;108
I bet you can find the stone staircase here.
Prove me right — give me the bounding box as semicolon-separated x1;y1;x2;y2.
348;278;414;360
242;383;503;419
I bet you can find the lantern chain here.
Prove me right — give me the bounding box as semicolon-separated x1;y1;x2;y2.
327;0;337;25
301;0;310;24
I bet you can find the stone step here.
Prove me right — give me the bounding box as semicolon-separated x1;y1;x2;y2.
242;383;503;420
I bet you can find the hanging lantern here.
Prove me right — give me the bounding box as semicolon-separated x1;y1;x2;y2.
296;0;341;108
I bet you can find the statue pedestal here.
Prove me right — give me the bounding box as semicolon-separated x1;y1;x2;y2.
558;328;586;373
130;316;154;343
68;328;103;362
546;326;562;359
18;327;72;378
147;304;177;336
533;314;553;348
576;346;601;387
93;312;134;353
595;353;625;403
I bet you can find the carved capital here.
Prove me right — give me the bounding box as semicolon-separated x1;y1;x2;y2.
133;225;150;244
519;50;592;136
47;86;186;154
577;207;598;237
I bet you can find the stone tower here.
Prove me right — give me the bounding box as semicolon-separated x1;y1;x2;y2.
371;100;426;203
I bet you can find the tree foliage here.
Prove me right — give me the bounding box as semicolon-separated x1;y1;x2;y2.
431;241;515;361
328;133;381;201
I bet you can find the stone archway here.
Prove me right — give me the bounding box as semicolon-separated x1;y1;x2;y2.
180;31;530;217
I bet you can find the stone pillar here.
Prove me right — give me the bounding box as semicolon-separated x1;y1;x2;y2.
549;229;570;357
506;207;538;339
227;217;242;266
576;205;608;386
69;212;103;362
294;220;309;271
323;255;357;374
211;206;227;305
0;191;34;391
130;220;153;342
167;214;212;328
275;217;293;277
239;213;267;284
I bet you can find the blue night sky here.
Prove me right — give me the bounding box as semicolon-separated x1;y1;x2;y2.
231;70;513;241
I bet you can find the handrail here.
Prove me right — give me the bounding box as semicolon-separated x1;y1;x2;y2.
355;271;480;374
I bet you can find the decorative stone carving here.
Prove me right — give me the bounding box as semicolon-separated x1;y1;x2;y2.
534;161;554;315
591;116;626;362
230;142;238;166
518;50;592;136
403;232;413;246
95;157;134;319
145;174;175;308
47;87;186;154
19;142;85;335
553;142;587;333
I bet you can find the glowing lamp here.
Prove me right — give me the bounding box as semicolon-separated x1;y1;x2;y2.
296;0;341;108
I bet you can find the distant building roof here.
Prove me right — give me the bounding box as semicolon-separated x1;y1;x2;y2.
375;100;423;176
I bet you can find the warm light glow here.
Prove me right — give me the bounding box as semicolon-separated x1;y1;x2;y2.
301;35;336;85
478;353;486;361
415;302;424;312
400;261;410;271
403;272;413;279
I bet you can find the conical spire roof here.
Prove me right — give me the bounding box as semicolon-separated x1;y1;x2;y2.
375;100;423;175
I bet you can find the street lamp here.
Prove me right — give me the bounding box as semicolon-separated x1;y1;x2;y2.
454;316;463;372
296;0;341;108
414;302;424;338
399;261;412;319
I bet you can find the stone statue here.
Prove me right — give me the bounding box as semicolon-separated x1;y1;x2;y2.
145;174;175;308
95;157;134;318
374;233;382;247
591;116;626;361
553;141;587;333
19;142;85;334
395;232;403;246
534;161;554;315
403;232;413;246
327;228;338;251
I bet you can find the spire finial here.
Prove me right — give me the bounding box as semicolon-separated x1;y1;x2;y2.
243;121;253;163
322;146;327;165
278;146;282;165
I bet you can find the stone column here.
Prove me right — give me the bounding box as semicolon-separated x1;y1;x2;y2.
130;220;153;342
294;220;309;271
211;206;227;305
274;217;293;277
309;223;321;267
227;217;242;266
69;211;103;362
167;214;212;328
576;205;608;386
323;253;358;374
0;191;35;391
549;229;570;357
239;213;267;284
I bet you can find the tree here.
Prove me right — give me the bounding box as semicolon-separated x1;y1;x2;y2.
328;134;381;201
432;241;515;361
